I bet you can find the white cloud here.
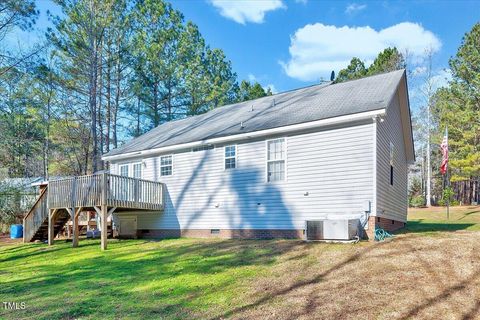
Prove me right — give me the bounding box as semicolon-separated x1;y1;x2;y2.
209;0;285;24
345;3;367;14
247;73;257;82
412;66;427;76
429;68;452;90
281;22;442;81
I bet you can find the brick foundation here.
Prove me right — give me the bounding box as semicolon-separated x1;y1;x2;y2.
138;228;305;240
365;216;406;240
138;218;405;241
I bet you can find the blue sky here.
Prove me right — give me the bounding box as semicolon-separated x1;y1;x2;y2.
170;0;478;95
7;0;480;108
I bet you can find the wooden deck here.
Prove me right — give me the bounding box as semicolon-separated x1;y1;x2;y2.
48;173;164;211
24;173;164;250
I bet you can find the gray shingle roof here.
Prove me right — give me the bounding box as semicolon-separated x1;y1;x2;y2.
105;69;405;158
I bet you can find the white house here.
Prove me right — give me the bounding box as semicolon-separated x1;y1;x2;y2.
102;69;414;240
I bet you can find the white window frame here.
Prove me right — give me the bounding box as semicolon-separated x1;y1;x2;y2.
160;154;173;177
119;162;142;179
119;164;129;177
265;137;287;183
117;162;143;202
224;145;237;170
132;162;143;179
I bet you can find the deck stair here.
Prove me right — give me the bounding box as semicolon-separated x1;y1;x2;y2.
23;173;164;249
29;208;70;242
23;186;71;242
22;186;59;243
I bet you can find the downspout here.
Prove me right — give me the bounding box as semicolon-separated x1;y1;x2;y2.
371;116;378;230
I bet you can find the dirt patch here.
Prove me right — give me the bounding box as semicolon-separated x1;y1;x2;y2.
0;234;22;246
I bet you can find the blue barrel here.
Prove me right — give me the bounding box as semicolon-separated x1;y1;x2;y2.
10;224;23;239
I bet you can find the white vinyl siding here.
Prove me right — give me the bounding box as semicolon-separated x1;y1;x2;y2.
376;92;408;222
111;122;375;231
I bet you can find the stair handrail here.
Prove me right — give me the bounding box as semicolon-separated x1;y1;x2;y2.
23;186;49;243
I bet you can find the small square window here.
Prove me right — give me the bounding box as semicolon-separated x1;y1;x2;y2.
160;155;173;176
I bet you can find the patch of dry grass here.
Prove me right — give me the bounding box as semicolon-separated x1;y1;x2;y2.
0;234;21;246
222;233;480;320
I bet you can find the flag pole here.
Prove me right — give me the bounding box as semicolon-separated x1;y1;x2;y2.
441;126;450;220
446;168;450;220
446;126;449;220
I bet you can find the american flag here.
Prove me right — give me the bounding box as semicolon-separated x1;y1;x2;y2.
440;127;448;175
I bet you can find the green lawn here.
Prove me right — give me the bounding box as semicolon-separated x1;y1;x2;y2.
406;205;480;233
1;207;480;319
0;238;293;319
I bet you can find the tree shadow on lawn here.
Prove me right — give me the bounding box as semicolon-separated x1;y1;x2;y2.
4;236;480;320
211;235;480;320
404;221;475;233
0;239;308;319
457;209;480;220
0;241;102;263
398;268;480;320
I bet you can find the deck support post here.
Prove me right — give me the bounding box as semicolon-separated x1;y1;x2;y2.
72;208;79;248
65;208;73;240
48;209;57;246
67;223;71;239
72;207;83;248
101;205;108;250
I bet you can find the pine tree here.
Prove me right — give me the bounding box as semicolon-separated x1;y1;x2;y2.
335;57;367;82
431;23;480;204
335;47;404;83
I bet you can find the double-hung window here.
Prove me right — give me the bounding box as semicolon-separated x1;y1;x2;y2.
267;138;286;182
224;145;236;169
160;155;173;176
119;163;142;201
119;163;141;178
119;164;129;177
132;162;143;201
132;162;142;179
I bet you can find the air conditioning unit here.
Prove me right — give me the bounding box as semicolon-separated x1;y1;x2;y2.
305;219;360;241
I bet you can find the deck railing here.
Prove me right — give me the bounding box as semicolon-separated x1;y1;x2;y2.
48;173;164;210
23;186;48;243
